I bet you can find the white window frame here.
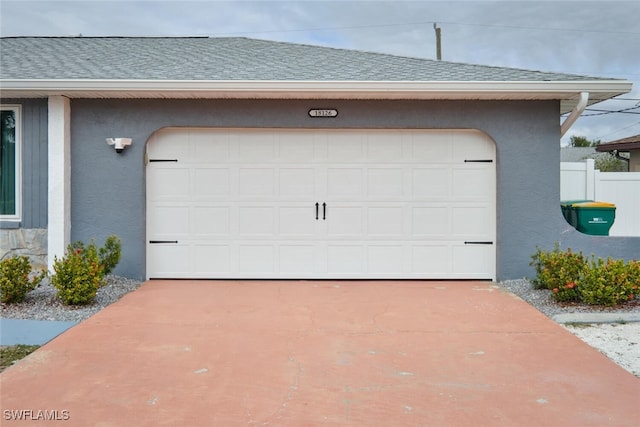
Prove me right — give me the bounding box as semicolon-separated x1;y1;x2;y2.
1;104;22;223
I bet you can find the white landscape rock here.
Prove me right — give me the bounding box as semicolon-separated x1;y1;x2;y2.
563;322;640;377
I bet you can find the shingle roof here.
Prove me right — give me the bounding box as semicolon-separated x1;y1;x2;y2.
0;36;609;82
603;134;640;145
595;134;640;152
560;147;607;162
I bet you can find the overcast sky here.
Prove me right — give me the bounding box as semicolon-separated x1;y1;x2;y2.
2;0;639;145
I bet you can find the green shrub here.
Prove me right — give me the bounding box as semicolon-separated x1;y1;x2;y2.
594;153;628;172
68;235;122;276
99;235;121;276
51;242;104;305
580;258;639;306
530;244;586;301
550;281;581;303
50;235;122;305
0;256;46;304
530;245;639;306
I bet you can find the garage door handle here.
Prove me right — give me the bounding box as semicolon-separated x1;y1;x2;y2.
315;203;319;220
323;203;327;220
149;240;179;244
464;241;493;245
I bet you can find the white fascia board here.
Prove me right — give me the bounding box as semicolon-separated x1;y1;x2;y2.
1;79;632;105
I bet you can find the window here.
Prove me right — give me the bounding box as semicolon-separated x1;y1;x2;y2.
1;105;21;221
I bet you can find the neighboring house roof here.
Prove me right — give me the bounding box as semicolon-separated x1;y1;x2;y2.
595;134;640;152
0;36;632;111
561;147;600;162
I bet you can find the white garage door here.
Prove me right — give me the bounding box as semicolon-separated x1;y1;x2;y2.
146;128;495;279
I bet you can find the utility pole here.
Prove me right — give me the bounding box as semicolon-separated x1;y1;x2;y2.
433;23;442;60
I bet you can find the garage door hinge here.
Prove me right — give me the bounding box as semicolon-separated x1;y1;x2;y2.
464;241;494;245
464;159;493;163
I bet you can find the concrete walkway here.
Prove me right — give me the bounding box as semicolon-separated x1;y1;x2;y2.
1;280;639;426
0;318;78;346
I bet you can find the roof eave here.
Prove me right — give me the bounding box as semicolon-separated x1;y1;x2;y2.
0;79;632;112
596;141;640;152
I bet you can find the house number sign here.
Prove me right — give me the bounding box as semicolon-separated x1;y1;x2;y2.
309;109;338;118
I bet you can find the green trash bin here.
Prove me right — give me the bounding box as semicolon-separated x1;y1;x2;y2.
561;200;592;224
571;201;616;236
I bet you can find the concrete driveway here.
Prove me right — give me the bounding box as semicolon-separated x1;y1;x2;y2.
1;280;639;426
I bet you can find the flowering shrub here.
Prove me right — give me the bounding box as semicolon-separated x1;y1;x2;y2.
0;256;46;304
580;258;640;306
50;235;121;305
551;281;581;303
530;245;639;306
530;244;586;302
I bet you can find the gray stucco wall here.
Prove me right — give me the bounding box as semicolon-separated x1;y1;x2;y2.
69;98;639;281
0;98;48;229
1;98;48;269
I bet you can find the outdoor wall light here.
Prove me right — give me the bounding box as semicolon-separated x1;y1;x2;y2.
106;138;132;153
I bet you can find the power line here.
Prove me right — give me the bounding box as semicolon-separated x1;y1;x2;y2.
581;105;640;117
594;121;640;141
562;105;640;117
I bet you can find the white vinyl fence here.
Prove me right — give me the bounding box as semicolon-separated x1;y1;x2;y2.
561;159;640;236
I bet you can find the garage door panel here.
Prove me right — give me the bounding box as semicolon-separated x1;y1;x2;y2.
452;132;494;162
192;131;230;162
236;133;276;161
367;168;404;198
327;168;363;197
279;206;316;236
327;206;363;237
147;128;495;279
452;205;493;237
194;168;230;198
412;206;450;237
194;244;231;275
413;168;449;199
149;131;189;160
367;207;404;236
278;133;315;162
327;134;364;162
411;132;452;161
366;133;404;162
452;168;493;199
239;168;275;197
148;167;190;201
147;243;190;277
148;206;189;236
194;207;230;236
238;207;274;236
279;245;315;274
327;245;363;274
368;245;404;274
412;244;452;275
453;244;494;277
279;168;315;197
238;245;275;274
